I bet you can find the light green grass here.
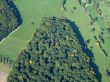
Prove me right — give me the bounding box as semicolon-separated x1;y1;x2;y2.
0;0;110;82
86;4;108;30
65;1;110;82
98;1;110;61
98;1;110;27
85;2;110;82
0;0;64;60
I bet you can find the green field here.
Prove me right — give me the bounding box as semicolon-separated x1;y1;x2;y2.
85;2;110;82
86;4;108;30
98;0;110;76
0;0;110;82
0;0;64;60
98;1;110;27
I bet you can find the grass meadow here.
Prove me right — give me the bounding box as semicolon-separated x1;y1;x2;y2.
0;0;110;81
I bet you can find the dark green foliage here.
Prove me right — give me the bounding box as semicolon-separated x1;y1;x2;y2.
8;17;98;82
62;0;66;5
106;69;110;76
61;0;66;11
0;0;18;41
0;55;13;65
107;28;110;34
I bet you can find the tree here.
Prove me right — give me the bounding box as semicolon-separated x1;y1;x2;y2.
61;0;67;11
8;17;98;82
0;0;19;41
107;28;110;34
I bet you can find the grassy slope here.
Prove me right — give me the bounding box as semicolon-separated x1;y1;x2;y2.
98;0;110;76
64;0;110;82
86;4;108;30
98;1;110;26
0;0;110;82
0;0;64;60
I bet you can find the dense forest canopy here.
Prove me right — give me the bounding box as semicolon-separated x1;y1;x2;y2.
7;17;98;82
0;0;18;41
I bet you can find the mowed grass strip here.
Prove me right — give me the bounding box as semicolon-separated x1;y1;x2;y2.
86;4;108;30
87;2;110;80
65;0;110;82
98;1;110;26
98;1;110;59
0;63;12;75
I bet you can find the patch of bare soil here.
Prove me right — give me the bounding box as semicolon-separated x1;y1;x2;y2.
0;70;8;82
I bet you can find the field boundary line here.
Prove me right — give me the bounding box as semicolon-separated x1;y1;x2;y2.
0;26;21;45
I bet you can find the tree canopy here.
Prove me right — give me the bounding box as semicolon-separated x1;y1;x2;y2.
7;17;98;82
0;0;18;41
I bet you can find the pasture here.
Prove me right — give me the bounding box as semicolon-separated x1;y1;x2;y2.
0;0;110;82
0;0;64;61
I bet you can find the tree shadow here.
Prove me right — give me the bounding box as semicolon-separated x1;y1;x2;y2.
6;0;23;26
67;19;102;82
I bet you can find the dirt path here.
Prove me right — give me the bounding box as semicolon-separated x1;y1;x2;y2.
0;26;20;44
0;70;8;82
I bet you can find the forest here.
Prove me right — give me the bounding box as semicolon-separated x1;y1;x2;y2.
7;17;98;82
0;0;18;41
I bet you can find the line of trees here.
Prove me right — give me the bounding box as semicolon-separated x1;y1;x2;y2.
0;55;13;66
